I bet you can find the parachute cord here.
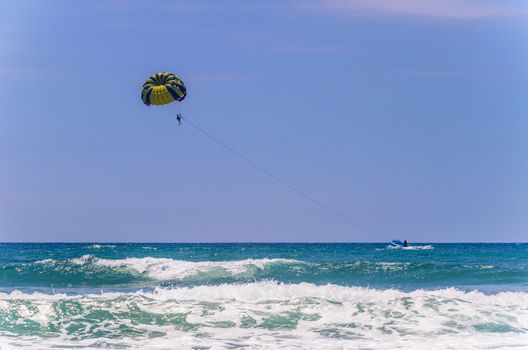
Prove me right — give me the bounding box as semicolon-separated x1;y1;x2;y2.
181;116;389;242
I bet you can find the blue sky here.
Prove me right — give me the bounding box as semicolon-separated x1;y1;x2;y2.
1;0;527;242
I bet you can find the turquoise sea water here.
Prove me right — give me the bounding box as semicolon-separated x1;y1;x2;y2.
1;243;527;349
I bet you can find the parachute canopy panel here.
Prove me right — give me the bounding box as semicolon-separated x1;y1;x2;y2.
141;72;186;106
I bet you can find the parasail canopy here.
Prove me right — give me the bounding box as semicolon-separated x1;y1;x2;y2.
141;72;186;106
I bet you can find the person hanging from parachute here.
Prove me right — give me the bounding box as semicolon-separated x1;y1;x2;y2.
141;72;186;125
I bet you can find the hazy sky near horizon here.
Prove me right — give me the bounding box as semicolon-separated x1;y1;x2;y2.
1;0;527;242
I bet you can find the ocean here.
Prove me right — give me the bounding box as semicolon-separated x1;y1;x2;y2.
0;243;527;349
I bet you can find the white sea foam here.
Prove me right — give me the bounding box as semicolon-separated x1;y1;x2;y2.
70;255;301;280
35;258;54;264
0;282;527;349
479;265;495;270
386;244;434;250
376;261;410;271
403;245;434;250
86;244;116;249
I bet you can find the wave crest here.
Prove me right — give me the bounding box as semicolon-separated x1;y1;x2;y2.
72;255;302;281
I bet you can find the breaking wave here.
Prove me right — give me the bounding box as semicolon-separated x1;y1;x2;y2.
0;282;527;349
1;256;525;290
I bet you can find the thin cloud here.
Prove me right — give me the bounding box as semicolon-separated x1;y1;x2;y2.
300;0;524;20
97;0;209;13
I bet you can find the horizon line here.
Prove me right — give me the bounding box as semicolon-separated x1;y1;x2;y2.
0;241;526;244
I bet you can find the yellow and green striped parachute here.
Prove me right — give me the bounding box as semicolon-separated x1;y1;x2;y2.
141;72;186;106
